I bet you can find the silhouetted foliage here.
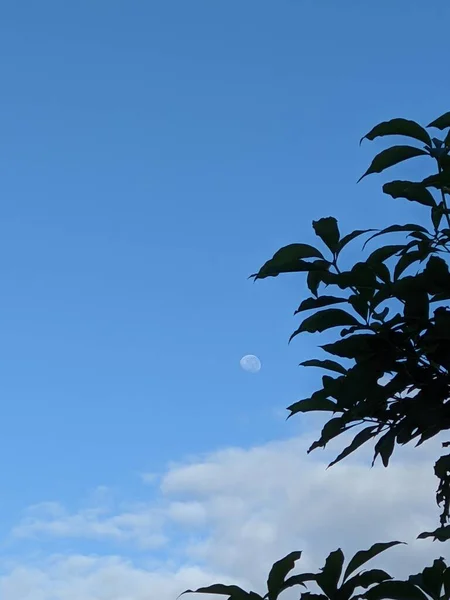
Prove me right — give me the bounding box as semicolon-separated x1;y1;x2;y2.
183;112;450;600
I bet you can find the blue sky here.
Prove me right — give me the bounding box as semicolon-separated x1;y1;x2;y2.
0;2;449;598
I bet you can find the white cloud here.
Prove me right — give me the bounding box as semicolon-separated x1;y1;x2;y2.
12;501;167;549
2;432;449;599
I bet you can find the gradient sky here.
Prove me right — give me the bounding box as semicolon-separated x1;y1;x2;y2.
0;1;449;596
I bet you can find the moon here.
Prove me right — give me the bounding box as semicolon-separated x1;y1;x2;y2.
240;355;261;373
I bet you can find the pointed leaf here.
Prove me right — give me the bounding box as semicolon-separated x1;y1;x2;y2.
313;217;340;253
290;309;359;341
287;396;336;417
356;570;393;589
358;146;428;182
382;181;436;207
181;585;258;599
337;229;374;253
367;245;404;265
327;426;378;468
361;118;431;146
280;573;317;594
308;416;350;453
393;251;423;280
364;580;428;600
266;551;302;600
411;558;447;600
428;112;450;130
295;296;346;314
300;359;347;375
343;542;404;582
316;549;345;597
341;570;393;600
364;224;429;248
372;429;396;467
322;334;374;359
253;244;325;280
417;526;450;542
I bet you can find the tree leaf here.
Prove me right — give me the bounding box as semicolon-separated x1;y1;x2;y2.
358;146;428;182
363;580;428;600
300;359;348;375
308;416;350;453
367;245;404;265
372;429;396;467
327;426;378;468
316;549;345;597
361;118;431;146
356;570;393;589
290;309;360;341
417;526;450;542
364;224;429;248
322;334;374;359
340;570;393;600
393;251;423;280
428;112;450;130
409;558;447;600
382;181;436;207
337;229;374;253
313;217;340;253
267;551;302;600
287;395;336;418
181;585;260;600
300;594;328;600
279;573;317;594
253;244;325;279
294;296;347;315
343;542;404;582
403;289;429;323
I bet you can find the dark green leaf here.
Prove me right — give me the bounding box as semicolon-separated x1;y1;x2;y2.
341;569;393;600
313;217;340;253
253;244;325;279
280;573;317;594
403;290;429;323
267;551;302;600
417;526;450;542
428;112;450;130
431;202;445;230
382;181;436;207
367;245;404;265
364;581;428;600
364;224;429;248
316;549;345;597
308;416;350;453
327;426;378;468
343;542;404;581
295;296;346;315
409;558;447;600
290;309;360;341
287;395;336;418
422;171;450;189
300;359;347;375
322;334;374;359
337;229;374;253
393;251;423;280
356;570;393;589
307;269;323;297
423;256;450;291
361;118;431;146
300;594;328;600
372;429;396;467
181;585;260;600
358;146;427;182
